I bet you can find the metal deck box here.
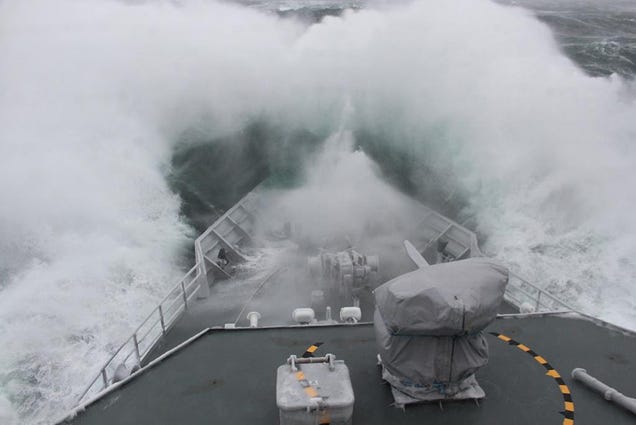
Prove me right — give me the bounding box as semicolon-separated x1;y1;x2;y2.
276;354;354;425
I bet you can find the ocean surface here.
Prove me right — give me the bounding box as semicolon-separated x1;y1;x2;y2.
1;0;635;423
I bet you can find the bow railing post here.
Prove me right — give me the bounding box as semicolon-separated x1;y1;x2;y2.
158;305;166;335
181;281;188;310
101;369;108;389
133;334;141;368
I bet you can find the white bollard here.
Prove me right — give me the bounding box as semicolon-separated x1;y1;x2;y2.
246;311;261;328
292;308;315;324
340;307;362;323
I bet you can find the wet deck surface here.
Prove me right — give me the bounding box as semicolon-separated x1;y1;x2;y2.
142;244;419;363
66;315;636;425
143;275;518;364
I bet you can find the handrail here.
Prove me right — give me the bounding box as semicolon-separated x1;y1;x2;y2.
194;185;260;264
506;270;576;313
76;186;260;405
414;209;574;315
76;264;202;404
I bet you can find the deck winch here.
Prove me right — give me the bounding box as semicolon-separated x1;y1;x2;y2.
308;249;378;305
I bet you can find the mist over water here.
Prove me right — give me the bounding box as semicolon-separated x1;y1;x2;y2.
498;0;636;78
1;0;636;423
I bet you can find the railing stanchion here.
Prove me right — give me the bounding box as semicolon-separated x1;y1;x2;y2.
77;266;201;406
101;369;108;388
181;281;188;310
133;334;141;368
535;290;542;311
158;305;166;335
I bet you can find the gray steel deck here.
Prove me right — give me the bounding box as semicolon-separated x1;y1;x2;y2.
65;315;636;425
142;276;519;365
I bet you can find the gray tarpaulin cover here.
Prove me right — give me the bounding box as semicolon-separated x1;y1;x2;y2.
374;258;509;336
373;258;509;402
374;309;488;383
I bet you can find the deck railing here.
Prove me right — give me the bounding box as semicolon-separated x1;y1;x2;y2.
76;189;259;407
414;210;575;314
505;271;575;313
76;265;202;404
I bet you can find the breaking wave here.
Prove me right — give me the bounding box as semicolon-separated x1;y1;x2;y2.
1;0;635;423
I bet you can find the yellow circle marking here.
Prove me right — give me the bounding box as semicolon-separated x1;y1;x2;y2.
490;332;574;425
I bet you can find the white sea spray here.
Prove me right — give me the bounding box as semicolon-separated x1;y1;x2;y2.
1;0;635;423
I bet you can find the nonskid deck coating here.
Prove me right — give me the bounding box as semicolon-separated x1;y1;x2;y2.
66;315;636;425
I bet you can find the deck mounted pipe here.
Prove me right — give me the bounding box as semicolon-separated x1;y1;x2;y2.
572;368;636;415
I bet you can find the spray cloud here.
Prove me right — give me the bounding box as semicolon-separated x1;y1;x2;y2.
1;0;636;423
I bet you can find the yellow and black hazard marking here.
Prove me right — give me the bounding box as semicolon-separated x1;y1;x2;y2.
293;370;330;424
294;346;331;425
294;370;319;398
302;342;324;358
490;332;574;425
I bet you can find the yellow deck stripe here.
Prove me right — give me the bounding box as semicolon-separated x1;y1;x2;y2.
304;387;318;398
319;411;331;424
546;370;561;378
491;332;574;425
